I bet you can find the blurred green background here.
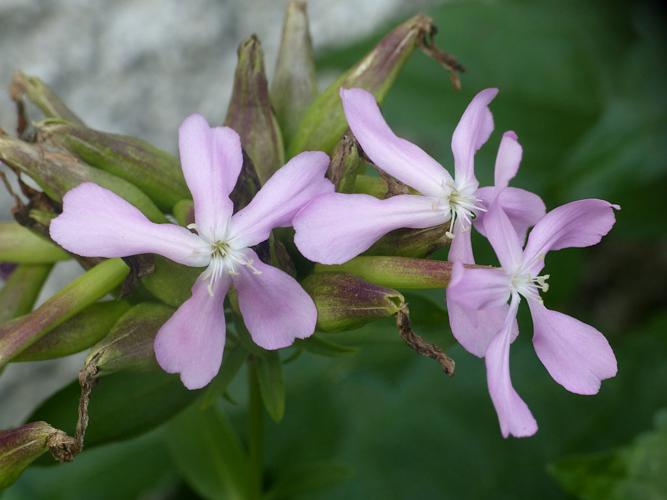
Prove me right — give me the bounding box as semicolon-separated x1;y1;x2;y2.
4;0;667;499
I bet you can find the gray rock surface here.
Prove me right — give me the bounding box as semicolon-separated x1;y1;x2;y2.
0;0;425;428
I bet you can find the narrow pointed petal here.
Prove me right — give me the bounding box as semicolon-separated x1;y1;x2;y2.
476;187;546;242
341;87;451;196
229;151;333;248
482;199;524;270
446;297;518;357
452;88;498;185
50;183;210;266
233;250;316;350
523;199;619;274
154;275;230;390
178;114;242;240
447;263;511;310
528;300;617;395
494;131;522;189
485;297;537;438
293;193;448;265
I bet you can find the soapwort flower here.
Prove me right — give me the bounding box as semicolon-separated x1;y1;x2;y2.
447;198;619;437
50;114;333;389
446;131;545;358
294;87;542;265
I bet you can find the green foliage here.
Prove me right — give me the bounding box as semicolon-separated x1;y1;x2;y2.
27;371;201;455
0;223;68;263
550;410;667;500
3;430;176;500
15;301;130;362
255;352;286;423
166;405;258;500
264;461;353;500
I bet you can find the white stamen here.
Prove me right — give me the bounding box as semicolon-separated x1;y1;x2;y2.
510;271;551;303
441;180;486;239
189;225;262;296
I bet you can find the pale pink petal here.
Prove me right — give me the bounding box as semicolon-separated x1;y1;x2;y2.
528;299;617;395
178;114;242;240
485;296;538;438
154;275;230;390
452;88;498;185
482;199;524;271
341;88;451;196
293;193;448;265
50;182;209;266
447;263;511;310
233;250;316;350
476;187;546;242
446;222;517;357
446;298;518;358
229;151;333;248
447;225;474;263
494;131;522;189
523;199;619;274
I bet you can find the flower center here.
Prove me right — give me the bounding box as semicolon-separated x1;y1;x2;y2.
188;223;261;295
510;271;550;303
443;182;485;238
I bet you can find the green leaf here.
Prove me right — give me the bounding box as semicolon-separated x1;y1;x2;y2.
199;344;247;408
4;429;175;500
27;370;201;459
550;410;667;500
299;334;358;357
265;460;352;500
256;351;285;423
166;405;257;500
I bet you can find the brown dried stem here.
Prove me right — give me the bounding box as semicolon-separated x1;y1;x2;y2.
396;303;455;376
417;24;465;90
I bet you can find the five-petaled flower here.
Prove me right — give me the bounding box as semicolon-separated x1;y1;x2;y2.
293;87;543;265
447;197;619;437
50;114;333;389
446;130;545;358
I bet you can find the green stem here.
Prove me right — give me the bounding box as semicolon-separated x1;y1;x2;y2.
314;256;455;289
0;264;53;324
247;358;264;499
0;258;129;368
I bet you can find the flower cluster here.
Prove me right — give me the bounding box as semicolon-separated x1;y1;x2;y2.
51;115;332;389
50;87;618;438
294;87;619;438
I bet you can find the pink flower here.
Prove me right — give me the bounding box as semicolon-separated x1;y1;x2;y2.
294;87;543;265
448;198;620;437
446;131;545;358
50;114;333;389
